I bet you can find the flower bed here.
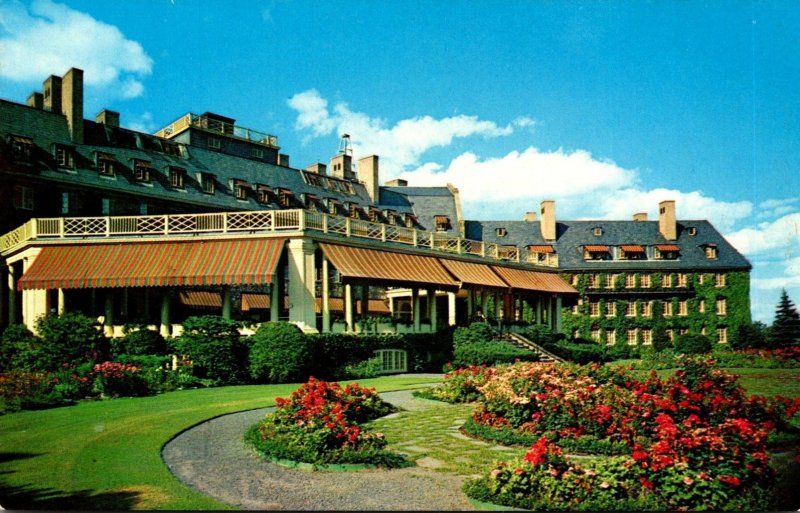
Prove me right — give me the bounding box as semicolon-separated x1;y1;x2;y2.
462;359;800;510
413;364;495;403
245;377;409;468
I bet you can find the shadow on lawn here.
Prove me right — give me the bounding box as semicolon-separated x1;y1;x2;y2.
0;452;140;510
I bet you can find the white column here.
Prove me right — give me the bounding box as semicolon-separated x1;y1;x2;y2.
104;291;114;337
57;289;66;314
344;283;354;331
429;289;438;329
7;265;17;325
221;286;232;320
321;258;330;333
270;279;280;322
21;253;48;333
160;292;171;337
287;238;317;332
412;288;421;332
447;291;457;327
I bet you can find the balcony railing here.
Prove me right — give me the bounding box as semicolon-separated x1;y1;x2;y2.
0;209;559;268
154;113;279;148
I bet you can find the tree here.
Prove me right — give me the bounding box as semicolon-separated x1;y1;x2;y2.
770;289;800;347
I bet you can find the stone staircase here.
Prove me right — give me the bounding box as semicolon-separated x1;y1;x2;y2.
501;332;566;364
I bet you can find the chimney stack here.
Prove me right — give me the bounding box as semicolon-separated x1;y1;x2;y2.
658;200;677;240
278;154;290;167
27;92;44;109
384;178;408;187
330;153;354;180
633;212;648;222
358;155;380;202
62;68;84;144
540;200;556;241
96;109;120;128
306;163;327;175
42;75;62;113
523;211;537;222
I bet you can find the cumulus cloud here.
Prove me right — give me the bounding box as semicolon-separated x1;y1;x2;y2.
726;212;800;254
287;89;514;175
0;0;152;98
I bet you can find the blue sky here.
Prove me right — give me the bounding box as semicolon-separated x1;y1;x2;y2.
1;0;798;323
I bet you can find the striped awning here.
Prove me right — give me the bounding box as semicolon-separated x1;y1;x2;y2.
584;245;610;252
490;266;577;294
320;243;458;288
179;291;222;308
656;244;680;252
527;245;555;253
18;238;285;290
620;245;645;252
439;259;508;289
241;293;270;310
317;298;391;314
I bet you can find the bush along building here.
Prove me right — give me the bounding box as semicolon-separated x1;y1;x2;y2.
0;67;576;337
466;200;752;346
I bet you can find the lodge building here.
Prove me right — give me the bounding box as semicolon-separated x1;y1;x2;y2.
0;68;751;344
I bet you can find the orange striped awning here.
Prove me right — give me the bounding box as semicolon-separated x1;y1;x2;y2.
18;238;285;290
527;245;555;253
656;244;680;252
179;291;222;308
439;259;508;288
320;243;457;288
620;245;645;252
584;245;610;252
316;298;391;314
490;266;577;294
242;293;270;310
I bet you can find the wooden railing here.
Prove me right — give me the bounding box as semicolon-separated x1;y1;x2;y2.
0;209;559;268
154;113;279;147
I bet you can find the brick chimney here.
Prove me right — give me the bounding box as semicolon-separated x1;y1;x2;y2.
658;200;677;240
62;68;84;144
96;109;120;128
43;75;62;113
306;163;327;175
384;178;408;187
633;212;648;221
540;200;556;241
358;155;379;202
523;212;537;222
27;92;43;109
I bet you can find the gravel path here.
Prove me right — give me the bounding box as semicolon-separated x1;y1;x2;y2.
162;389;475;510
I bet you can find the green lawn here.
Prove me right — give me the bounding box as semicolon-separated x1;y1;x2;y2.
0;376;439;510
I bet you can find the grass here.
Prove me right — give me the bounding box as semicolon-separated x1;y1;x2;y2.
0;375;439;510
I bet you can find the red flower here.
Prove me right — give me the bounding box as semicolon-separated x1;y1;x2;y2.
640;477;654;490
718;475;741;487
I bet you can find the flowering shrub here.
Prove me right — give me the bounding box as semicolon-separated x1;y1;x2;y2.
420;364;496;403
91;361;146;398
246;377;407;467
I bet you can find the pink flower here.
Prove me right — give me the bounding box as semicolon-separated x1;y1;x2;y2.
599;481;610;489
683;476;694;486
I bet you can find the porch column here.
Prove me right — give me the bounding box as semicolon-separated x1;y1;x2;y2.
57;289;66;315
412;288;421;332
104;291;114;337
361;284;370;320
20;252;48;332
6;265;15;326
447;292;457;326
221;286;232;320
467;289;474;320
536;295;543;324
321;257;330;333
287;238;317;331
344;283;354;331
554;295;563;333
428;289;438;329
481;290;489;321
269;281;280;322
160;292;171;337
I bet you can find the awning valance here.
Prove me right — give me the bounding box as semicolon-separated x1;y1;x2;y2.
18;238;285;290
527;245;555;253
656;244;680;252
490;266;577;294
179;291;222;308
620;245;645;252
439;259;508;289
317;298;391;315
584;245;610;252
320;243;457;288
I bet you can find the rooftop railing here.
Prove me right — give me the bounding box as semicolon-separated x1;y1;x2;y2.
154;113;279;148
0;209;559;268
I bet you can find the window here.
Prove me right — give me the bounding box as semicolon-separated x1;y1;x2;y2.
571;274;579;286
572;304;580;315
208;137;221;150
278;188;293;207
384;209;396;225
587;274;599;289
368;208;380;223
677;273;688;288
10;136;33;161
606;330;617;346
642;301;653;318
169;166;186;189
701;326;707;336
348;202;362;219
655;245;680;260
663;301;673;317
679;328;689;336
256;185;272;204
233;180;250;200
434;215;451;232
96;152;115;176
591;327;601;341
405;213;418;228
593;227;603;236
625;274;636;289
12;185;34;210
200;173;215;194
687;227;697;236
605;302;617;317
666;329;674;341
132;159;151;182
678;300;688;316
640;274;652;288
704;245;718;259
641;329;652;345
251;147;264;159
716;327;728;344
620;245;647;260
589;302;600;317
572;329;580;340
698;274;706;285
55;144;74;168
626;301;636;317
698;299;706;313
162;141;183;157
627;329;638;345
605;274;617;289
584;246;611;260
716;298;727;316
662;274;673;288
715;273;726;287
495;227;507;237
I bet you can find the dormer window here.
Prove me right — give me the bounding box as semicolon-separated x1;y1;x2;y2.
347;202;363;219
368;207;381;223
703;244;718;260
199;172;216;194
583;245;611;260
593;227;604;236
207;137;221;150
169;166;186;189
276;188;293;207
54;144;74;168
233;179;250;200
384;209;397;225
96;152;116;176
326;197;340;215
687;226;697;236
10;135;33;162
404;213;418;228
619;245;646;260
162;141;183;157
302;193;318;209
495;227;507;237
256;184;272;204
132;159;152;182
434;215;451;232
655;244;680;260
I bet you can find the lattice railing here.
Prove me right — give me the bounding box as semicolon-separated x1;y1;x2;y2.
0;209;558;267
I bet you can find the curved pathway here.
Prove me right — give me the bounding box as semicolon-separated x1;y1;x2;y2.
162;390;475;510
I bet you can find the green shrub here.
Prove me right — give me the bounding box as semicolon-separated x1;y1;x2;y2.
34;313;108;370
173;316;245;385
0;324;41;371
453;340;538;366
652;326;671;353
335;356;383;380
453;322;496;348
522;324;559;346
673;333;712;355
731;322;769;350
90;361;148;397
110;325;167;357
249;321;310;383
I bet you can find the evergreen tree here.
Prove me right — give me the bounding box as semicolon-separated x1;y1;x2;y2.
771;289;800;346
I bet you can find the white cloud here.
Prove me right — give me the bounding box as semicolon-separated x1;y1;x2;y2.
0;0;152;98
756;197;799;220
727;212;800;254
125;112;155;133
287;89;515;175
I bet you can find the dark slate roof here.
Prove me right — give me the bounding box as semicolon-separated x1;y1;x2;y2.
379;186;460;235
0;100;374;211
464;219;751;271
